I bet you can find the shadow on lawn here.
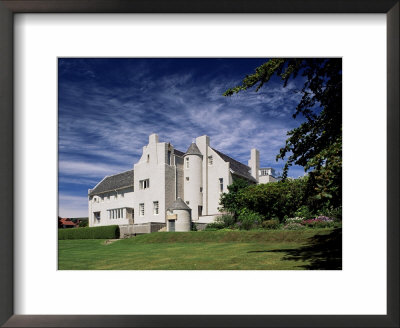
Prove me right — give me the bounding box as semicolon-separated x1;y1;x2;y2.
248;228;342;270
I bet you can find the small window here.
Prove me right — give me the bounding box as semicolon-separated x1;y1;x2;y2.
139;179;150;189
147;154;150;163
208;156;213;165
139;203;145;217
186;201;190;205
200;187;203;192
186;157;189;168
94;212;100;221
153;201;159;215
186;177;189;181
219;178;224;192
168;151;171;165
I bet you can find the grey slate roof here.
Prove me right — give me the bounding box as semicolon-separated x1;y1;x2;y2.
174;149;185;157
168;197;191;211
212;148;257;183
89;169;134;195
184;143;203;156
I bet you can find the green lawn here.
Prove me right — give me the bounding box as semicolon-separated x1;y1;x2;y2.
58;228;341;270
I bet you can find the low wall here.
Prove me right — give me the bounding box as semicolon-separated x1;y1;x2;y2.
119;222;166;237
194;223;208;231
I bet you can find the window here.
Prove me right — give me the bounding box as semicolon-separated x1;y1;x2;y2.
147;154;150;163
168;151;171;165
219;178;224;192
200;187;203;192
153;201;159;215
208;156;213;165
186;201;190;205
186;177;190;181
198;206;203;216
139;203;144;216
186;157;189;168
139;179;150;189
94;212;100;221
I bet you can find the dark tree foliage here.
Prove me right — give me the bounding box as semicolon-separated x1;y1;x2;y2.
224;58;342;208
219;177;251;219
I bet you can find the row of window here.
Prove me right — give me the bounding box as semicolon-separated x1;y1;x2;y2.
93;192;125;203
139;201;159;217
107;208;125;219
184;177;223;192
185;156;214;168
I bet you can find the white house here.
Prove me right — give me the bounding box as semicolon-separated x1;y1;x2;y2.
88;133;278;233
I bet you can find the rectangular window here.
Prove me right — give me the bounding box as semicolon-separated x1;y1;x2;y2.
200;187;203;192
186;201;190;205
186;177;189;181
186;157;189;168
219;178;223;192
168;151;171;165
198;206;203;216
153;201;159;215
208;156;213;165
139;203;145;216
139;179;150;189
94;212;100;221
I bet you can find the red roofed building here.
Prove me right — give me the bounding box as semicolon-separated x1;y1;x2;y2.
58;217;78;229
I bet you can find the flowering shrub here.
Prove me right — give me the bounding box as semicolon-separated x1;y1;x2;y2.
285;217;304;224
283;223;305;230
301;217;335;228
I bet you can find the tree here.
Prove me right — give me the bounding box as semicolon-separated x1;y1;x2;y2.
224;59;342;209
219;178;251;220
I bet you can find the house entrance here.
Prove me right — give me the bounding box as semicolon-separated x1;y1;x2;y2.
169;220;175;232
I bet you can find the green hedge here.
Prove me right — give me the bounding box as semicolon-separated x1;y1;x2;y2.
58;225;120;240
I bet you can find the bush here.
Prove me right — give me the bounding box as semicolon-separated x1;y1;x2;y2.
217;214;236;228
294;205;314;220
283;223;305;230
234;178;309;222
320;206;342;221
301;217;335;228
58;225;120;240
78;220;88;227
204;222;225;230
285;217;304;224
261;219;280;230
191;222;198;231
237;208;263;230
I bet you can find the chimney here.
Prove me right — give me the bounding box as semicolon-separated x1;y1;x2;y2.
248;148;259;181
149;133;159;144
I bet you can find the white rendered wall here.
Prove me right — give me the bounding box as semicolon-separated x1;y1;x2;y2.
174;209;191;232
206;147;231;216
88;187;134;227
183;154;203;220
133;134;172;224
195;135;210;215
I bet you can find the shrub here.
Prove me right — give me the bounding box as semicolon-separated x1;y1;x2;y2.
58;225;120;240
320;206;342;221
78;220;88;227
217;214;236;228
294;205;314;220
191;222;198;231
283;223;305;230
261;219;280;230
237;208;263;230
204;222;225;230
234;178;309;222
301;217;335;228
285;217;304;224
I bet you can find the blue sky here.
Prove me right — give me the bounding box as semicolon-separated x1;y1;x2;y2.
58;58;307;217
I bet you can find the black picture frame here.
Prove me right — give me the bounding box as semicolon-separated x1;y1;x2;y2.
0;1;398;327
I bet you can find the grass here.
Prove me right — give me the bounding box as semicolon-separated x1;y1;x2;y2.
58;228;342;270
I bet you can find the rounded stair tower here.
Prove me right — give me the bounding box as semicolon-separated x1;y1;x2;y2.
183;142;203;221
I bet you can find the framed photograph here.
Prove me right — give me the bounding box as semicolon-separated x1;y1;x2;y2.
0;1;398;327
